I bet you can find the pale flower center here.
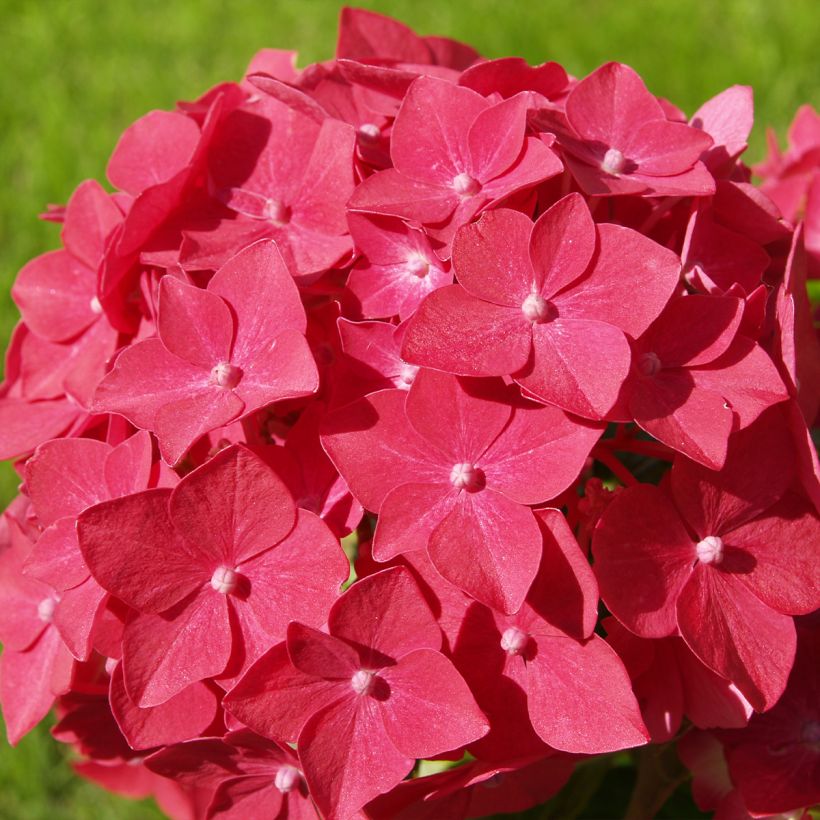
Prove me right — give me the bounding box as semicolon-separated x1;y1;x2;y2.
37;597;57;623
637;352;662;377
601;147;626;175
210;566;240;595
406;255;430;278
275;765;301;793
449;462;486;492
696;535;724;565
357;123;381;144
397;364;418;388
211;361;242;389
452;172;481;197
89;296;103;314
500;626;529;656
521;292;552;323
351;669;376;696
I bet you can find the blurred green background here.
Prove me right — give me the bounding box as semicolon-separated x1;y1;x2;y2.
0;0;816;816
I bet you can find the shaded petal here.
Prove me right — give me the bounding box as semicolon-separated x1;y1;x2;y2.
429;490;542;614
287;623;360;680
467;93;528;181
592;483;694;638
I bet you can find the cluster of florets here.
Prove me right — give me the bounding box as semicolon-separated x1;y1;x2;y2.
1;8;819;820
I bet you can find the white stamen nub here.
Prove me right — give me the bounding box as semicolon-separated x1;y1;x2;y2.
406;256;430;278
696;535;724;565
637;352;662;377
89;296;103;314
500;626;529;656
450;462;485;492
357;123;381;144
37;598;57;623
452;173;481;197
211;566;240;595
351;669;376;696
275;765;301;793
264;198;291;225
211;361;242;389
601;147;626;175
521;292;551;323
398;364;418;388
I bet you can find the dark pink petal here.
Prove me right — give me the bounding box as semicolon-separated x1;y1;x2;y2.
401;285;532;377
643;295;742;369
330;567;442;661
429;490;542;614
481;403;602;504
519;318;631;419
24;518;88;591
0;553;53;651
337;7;431;63
347;168;457;225
0;398;81;461
677;565;795;711
478;135;563;199
392;77;487;184
93;338;215;429
287;622;360;679
169;444;295;566
104;430;154;499
78;489;207;613
321;390;448;511
532;509;599;639
52;575;106;661
61;179;122;269
631;369;734;469
527;632;649;753
405;369;511;464
26;438;111;526
371;482;455;562
207;778;287;820
593;483;694;638
725;495;820;616
626;120;712;175
232;328;319;411
453;208;536;306
467;94;528;181
566;62;665;146
0;629;73;745
556;224;680;338
530;193;596;299
12;250;98;342
690;337;788;428
299;694;413;820
158;277;234;369
155;388;245;466
239;509;349;639
107;110;200;195
208;239;307;359
225;642;346;742
110;662;217;750
670;409;795;537
123;587;231;707
378;648;488;757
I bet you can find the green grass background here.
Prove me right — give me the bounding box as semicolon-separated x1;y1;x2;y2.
0;0;816;816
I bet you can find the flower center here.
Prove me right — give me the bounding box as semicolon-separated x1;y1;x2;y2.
357;123;381;144
601;147;626;175
210;566;240;595
637;352;662;377
264;198;291;226
696;535;724;565
449;462;486;492
397;364;418;388
211;362;242;389
452;173;481;197
351;669;376;696
406;255;430;278
521;292;553;323
275;765;301;793
89;296;103;314
500;626;529;656
37;597;57;623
